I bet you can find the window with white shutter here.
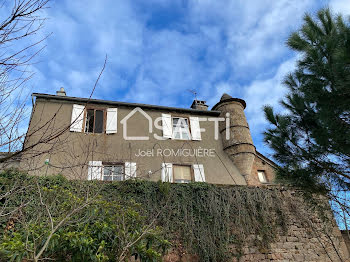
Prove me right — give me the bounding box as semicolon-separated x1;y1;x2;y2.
193;164;205;182
173;165;192;183
172;117;190;140
70;104;85;132
103;164;124;181
94;162;136;181
88;161;103;180
85;108;104;133
161;163;173;182
161;163;205;183
162;115;201;141
106;108;118;134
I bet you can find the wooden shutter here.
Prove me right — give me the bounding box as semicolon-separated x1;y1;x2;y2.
70;104;85;132
88;161;103;180
125;162;137;179
106;108;118;134
258;171;267;183
193;164;205;182
162;114;172;139
190;117;201;140
161;163;173;182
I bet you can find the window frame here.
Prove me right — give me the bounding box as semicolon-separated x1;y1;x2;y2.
102;162;125;181
171;116;192;140
257;170;268;183
83;107;107;134
172;164;194;183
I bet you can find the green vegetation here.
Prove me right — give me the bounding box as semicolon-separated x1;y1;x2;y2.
0;170;169;262
263;7;350;230
0;170;329;261
264;8;350;194
104;180;289;261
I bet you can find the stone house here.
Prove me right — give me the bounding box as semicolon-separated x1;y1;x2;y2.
18;89;350;261
20;88;276;185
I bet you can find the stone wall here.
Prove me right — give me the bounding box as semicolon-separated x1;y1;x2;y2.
248;153;276;186
164;224;349;262
162;189;350;262
233;219;349;261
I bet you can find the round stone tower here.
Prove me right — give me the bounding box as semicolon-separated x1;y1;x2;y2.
212;93;256;182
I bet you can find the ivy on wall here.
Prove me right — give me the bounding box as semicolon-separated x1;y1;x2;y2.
0;170;331;262
103;180;291;261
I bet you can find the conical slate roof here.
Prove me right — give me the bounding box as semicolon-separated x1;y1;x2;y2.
212;93;246;110
220;93;232;101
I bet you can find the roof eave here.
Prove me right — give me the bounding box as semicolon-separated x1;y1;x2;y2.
33;93;221;116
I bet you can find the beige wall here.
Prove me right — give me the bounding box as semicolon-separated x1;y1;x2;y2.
21;98;248;185
0;153;20;171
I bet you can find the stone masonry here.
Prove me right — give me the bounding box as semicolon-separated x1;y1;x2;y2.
212;94;256;184
163;189;350;262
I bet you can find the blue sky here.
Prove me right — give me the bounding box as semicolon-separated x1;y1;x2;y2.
22;0;350;157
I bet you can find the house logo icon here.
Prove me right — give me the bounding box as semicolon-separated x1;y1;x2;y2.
120;107;153;140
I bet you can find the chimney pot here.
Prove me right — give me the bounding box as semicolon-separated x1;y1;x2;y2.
56;87;66;96
191;100;208;110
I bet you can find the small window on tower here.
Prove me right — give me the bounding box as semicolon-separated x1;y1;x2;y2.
258;170;268;183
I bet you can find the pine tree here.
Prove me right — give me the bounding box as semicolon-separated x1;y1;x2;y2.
264;8;350;195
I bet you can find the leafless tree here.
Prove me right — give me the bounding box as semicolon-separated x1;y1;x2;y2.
0;2;166;261
0;0;49;161
0;2;101;258
0;0;108;169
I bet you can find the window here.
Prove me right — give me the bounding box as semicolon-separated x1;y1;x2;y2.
258;170;267;183
173;165;192;183
172;117;190;140
103;165;124;181
85;109;104;133
161;163;205;183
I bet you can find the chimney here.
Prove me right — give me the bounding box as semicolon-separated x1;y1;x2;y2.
56;87;66;96
190;100;208;110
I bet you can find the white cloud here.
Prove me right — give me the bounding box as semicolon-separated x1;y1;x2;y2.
329;0;350;16
32;0;322;109
207;82;234;108
243;57;297;139
188;0;315;73
67;70;90;88
14;0;346;154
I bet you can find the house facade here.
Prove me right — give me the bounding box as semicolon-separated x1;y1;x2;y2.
20;88;276;185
